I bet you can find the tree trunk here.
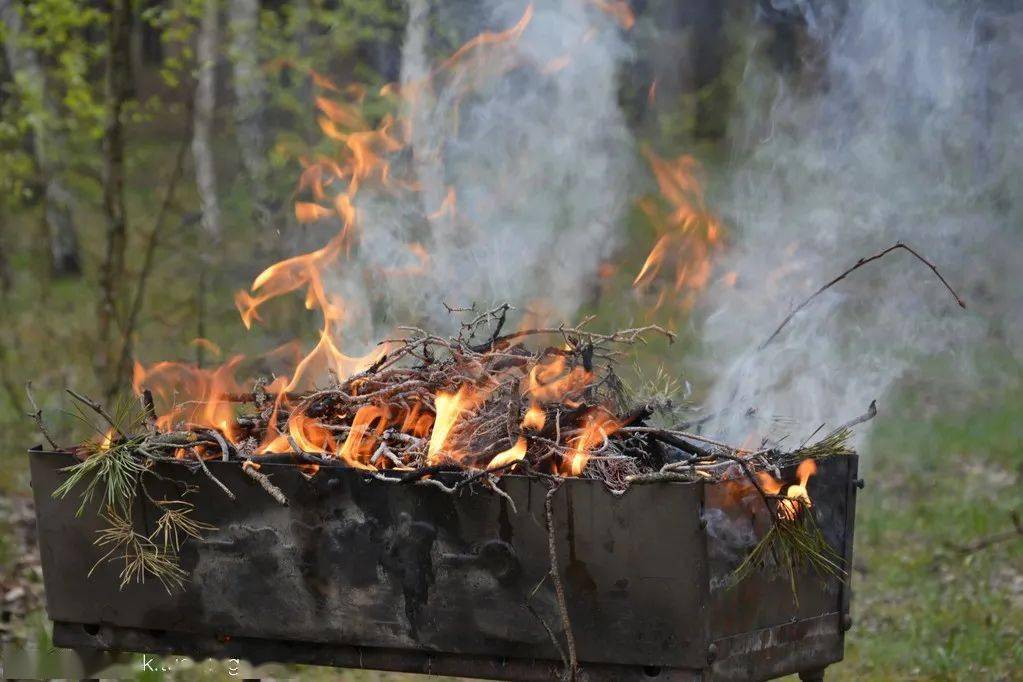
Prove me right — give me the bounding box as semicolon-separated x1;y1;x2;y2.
193;0;221;369
98;0;133;399
0;208;11;295
228;0;272;230
0;0;82;276
193;0;221;243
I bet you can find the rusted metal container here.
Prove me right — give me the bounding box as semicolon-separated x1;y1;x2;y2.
28;448;858;681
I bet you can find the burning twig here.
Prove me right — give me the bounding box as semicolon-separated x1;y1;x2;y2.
204;428;232;462
25;382;59;450
760;241;966;350
140;389;158;434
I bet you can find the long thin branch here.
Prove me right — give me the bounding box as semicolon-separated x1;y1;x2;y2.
545;480;577;681
65;388;125;440
829;400;877;437
489;323;676;350
760;242;966;350
110;103;194;400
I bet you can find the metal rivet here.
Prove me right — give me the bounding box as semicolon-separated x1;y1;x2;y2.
855;478;865;490
707;642;718;663
842;614;854;631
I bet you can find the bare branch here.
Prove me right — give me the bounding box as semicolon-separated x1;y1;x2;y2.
65;388;126;440
761;242;966;350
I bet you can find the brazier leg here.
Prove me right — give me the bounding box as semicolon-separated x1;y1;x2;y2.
798;667;826;682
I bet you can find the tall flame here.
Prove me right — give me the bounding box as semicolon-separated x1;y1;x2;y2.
427;386;479;464
633;147;723;313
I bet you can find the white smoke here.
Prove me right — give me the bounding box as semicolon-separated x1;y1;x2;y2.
328;0;634;349
699;0;1023;444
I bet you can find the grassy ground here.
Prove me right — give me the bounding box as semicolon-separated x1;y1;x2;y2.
834;379;1023;679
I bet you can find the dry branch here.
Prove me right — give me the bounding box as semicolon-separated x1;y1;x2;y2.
65;388;126;440
545;480;577;680
25;382;59;450
242;464;288;506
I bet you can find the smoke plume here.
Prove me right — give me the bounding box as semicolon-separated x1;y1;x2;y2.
330;0;634;349
700;0;1023;444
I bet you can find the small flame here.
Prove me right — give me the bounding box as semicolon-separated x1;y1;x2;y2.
487;403;546;471
525;356;592;406
522;404;546;430
563;409;618;476
757;458;819;521
488;437;527;471
589;0;635;29
98;429;115;452
337;404;390;468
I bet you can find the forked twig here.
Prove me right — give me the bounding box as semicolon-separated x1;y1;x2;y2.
761;242;966;350
25;382;59;450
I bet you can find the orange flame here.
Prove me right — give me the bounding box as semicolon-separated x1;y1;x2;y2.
337;404;390;468
522;403;546;430
563;409;618;476
98;428;115;452
427;386;481;464
589;0;635;29
127;3;682;482
133;356;244;442
525;356;592;406
633;147;723;312
757;458;819;521
487;403;546;471
438;4;533;73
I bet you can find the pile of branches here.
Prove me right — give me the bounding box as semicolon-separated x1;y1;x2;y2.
43;305;868;509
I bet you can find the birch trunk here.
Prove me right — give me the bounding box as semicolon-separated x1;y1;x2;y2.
228;0;271;230
193;0;221;242
0;0;81;276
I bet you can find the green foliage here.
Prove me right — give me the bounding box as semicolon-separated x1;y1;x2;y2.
256;0;405;168
52;440;146;516
141;0;202;88
18;0;107;139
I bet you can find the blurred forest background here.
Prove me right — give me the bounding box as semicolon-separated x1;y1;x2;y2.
0;0;1020;679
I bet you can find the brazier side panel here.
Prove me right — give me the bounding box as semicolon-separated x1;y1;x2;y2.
29;451;709;669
